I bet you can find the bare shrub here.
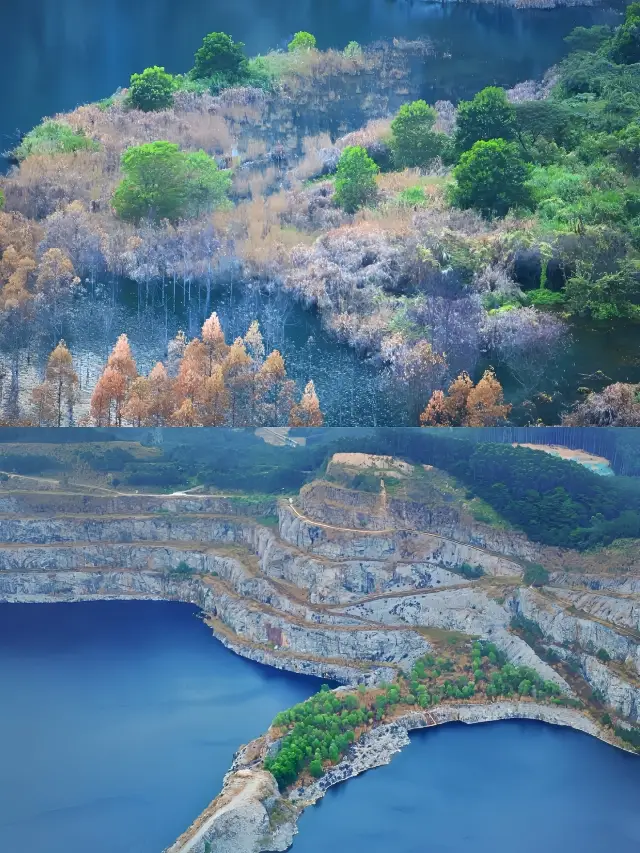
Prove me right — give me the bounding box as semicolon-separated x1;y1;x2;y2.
434;100;457;135
482;306;567;391
563;383;640;426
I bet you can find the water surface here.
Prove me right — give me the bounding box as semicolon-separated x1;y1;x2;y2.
0;600;321;853
1;600;639;853
1;0;621;159
295;720;640;853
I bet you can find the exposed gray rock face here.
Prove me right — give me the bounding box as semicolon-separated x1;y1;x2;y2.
580;656;640;720
513;588;640;676
340;587;569;689
549;573;640;595
549;588;640;633
0;515;246;545
279;505;523;577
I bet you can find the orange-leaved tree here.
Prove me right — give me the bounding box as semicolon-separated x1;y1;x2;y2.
420;369;510;427
289;379;324;427
31;340;78;426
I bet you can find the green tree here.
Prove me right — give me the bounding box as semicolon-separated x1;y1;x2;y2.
288;32;317;52
192;32;249;82
112;141;231;223
344;41;362;58
564;257;640;319
454;87;516;157
513;101;576;150
616;123;640;175
564;25;613;53
128;66;175;112
449;139;533;219
309;758;324;778
334;145;379;213
390;100;446;168
610;4;640;64
0;188;4;211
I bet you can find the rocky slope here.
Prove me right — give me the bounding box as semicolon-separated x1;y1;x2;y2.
0;460;638;852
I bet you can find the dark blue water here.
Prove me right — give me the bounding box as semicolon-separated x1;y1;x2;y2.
0;601;322;853
1;0;621;163
295;719;640;853
2;602;639;853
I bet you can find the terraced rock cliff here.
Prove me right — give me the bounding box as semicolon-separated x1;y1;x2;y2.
0;455;638;853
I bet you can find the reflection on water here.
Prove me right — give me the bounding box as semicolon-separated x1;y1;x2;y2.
45;279;640;426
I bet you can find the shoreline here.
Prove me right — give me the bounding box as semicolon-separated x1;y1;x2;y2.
0;585;635;853
164;701;632;853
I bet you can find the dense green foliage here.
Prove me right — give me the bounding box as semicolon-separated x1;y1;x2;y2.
79;447;138;471
514;14;640;318
334;146;379;212
264;641;569;789
390;100;445;169
192;32;249;84
127;66;175;112
14;121;99;160
288;32;317;52
0;453;61;474
453;86;516;156
112;141;231;223
450;139;533;219
264;685;363;788
609;3;640;65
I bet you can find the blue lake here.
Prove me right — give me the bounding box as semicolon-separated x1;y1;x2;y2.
0;600;321;853
295;718;640;853
1;600;639;853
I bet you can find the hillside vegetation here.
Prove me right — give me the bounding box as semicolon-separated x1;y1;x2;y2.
1;19;640;425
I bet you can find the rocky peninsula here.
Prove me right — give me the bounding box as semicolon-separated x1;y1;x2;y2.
0;449;638;851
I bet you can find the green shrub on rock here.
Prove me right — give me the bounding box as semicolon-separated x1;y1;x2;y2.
288;32;317;52
390;100;446;169
127;66;175;112
334;145;379;213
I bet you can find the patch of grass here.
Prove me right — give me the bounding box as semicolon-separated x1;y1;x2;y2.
465;496;510;529
527;288;565;306
14;120;100;160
